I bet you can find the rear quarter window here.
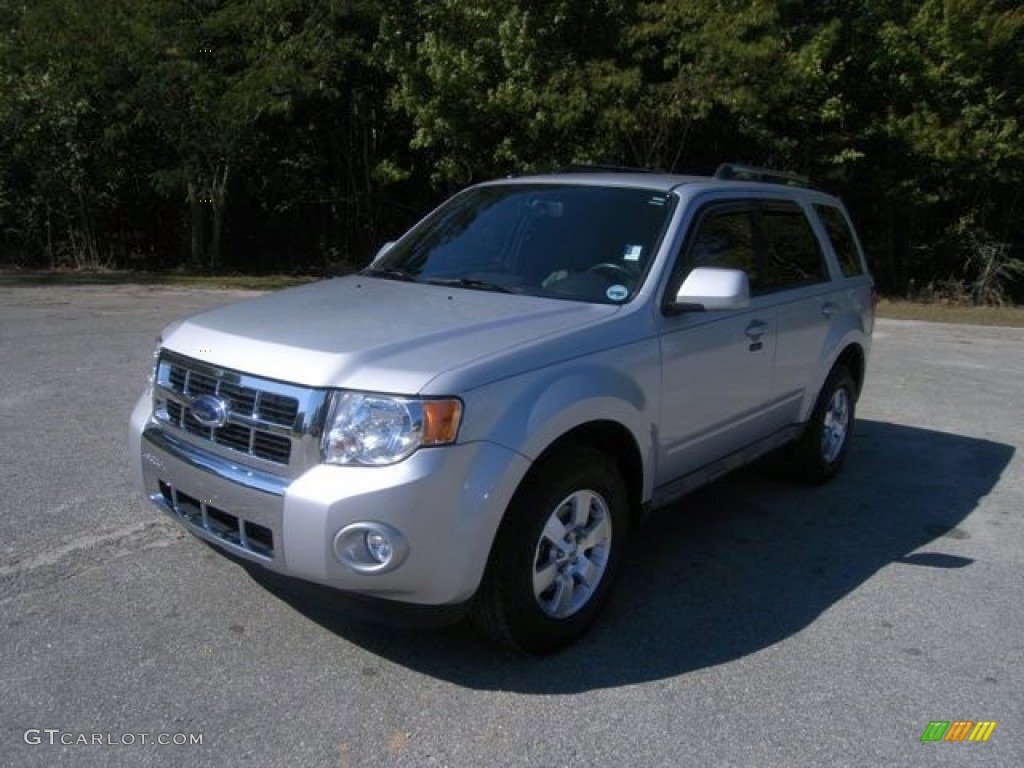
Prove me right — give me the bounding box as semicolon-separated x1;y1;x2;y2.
814;204;864;277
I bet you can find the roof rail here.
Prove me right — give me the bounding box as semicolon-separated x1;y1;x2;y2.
554;164;661;175
714;163;810;187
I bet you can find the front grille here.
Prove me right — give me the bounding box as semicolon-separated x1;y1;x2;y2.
154;353;318;467
158;480;274;559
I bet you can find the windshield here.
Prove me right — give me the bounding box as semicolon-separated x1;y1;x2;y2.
368;183;676;303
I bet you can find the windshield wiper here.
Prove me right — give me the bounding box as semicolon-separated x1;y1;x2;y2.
360;266;418;282
424;277;515;294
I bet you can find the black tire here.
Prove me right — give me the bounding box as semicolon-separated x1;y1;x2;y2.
788;365;857;484
474;445;629;654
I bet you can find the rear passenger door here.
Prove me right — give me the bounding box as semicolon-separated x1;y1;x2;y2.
813;202;875;331
757;200;837;423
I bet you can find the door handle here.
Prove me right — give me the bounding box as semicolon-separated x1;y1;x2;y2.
745;320;768;341
821;302;836;318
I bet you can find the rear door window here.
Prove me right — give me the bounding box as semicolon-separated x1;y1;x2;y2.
758;202;828;292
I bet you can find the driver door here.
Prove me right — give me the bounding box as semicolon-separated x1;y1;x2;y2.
655;202;783;487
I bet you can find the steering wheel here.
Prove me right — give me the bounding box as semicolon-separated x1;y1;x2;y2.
586;262;637;281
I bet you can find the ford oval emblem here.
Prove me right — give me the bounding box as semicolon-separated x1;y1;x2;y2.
190;395;229;428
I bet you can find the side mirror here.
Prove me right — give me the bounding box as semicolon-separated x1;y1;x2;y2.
669;267;750;313
371;241;396;264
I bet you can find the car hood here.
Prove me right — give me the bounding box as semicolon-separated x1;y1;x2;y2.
161;276;621;393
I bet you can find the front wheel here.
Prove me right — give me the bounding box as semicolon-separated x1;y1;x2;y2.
788;365;857;484
474;446;629;654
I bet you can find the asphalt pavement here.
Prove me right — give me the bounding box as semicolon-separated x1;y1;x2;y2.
1;281;1021;767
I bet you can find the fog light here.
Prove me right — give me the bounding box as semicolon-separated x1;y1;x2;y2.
365;531;393;565
332;522;408;574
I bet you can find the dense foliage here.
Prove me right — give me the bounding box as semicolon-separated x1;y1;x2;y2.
1;0;1021;300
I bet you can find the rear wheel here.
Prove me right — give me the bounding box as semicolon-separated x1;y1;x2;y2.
788;366;857;484
475;446;629;654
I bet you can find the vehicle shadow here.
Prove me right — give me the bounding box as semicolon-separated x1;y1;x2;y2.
241;419;1014;692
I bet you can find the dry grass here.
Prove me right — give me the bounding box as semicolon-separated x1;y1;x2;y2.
0;268;320;291
876;299;1024;328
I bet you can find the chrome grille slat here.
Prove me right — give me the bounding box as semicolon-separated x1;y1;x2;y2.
250;390;262;454
214;423;251;453
222;412;293;433
188;370;217;397
152;352;327;471
170;366;187;391
256;392;299;425
166;400;184;427
252;432;291;463
217;380;258;415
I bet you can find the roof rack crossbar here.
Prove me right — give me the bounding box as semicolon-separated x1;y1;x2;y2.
714;163;810;187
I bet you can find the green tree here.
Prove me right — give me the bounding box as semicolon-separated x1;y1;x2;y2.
626;0;790;170
141;0;391;270
0;0;160;267
139;0;310;269
379;1;638;184
876;0;1024;296
0;0;1020;296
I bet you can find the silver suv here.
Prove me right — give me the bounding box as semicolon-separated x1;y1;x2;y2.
130;165;874;653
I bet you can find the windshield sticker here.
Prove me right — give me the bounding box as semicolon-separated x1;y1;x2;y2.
606;284;629;302
623;244;643;262
648;195;668;206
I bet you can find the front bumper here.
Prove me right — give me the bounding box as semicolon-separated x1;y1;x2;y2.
130;393;528;605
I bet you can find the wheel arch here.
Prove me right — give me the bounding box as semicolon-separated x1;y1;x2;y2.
832;342;867;398
480;418;646;581
531;420;645;521
798;337;868;426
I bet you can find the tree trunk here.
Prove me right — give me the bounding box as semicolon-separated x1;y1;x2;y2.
186;178;205;269
207;162;229;271
46;204;55;269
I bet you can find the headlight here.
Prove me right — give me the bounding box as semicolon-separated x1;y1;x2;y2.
146;337;162;395
321;392;462;466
